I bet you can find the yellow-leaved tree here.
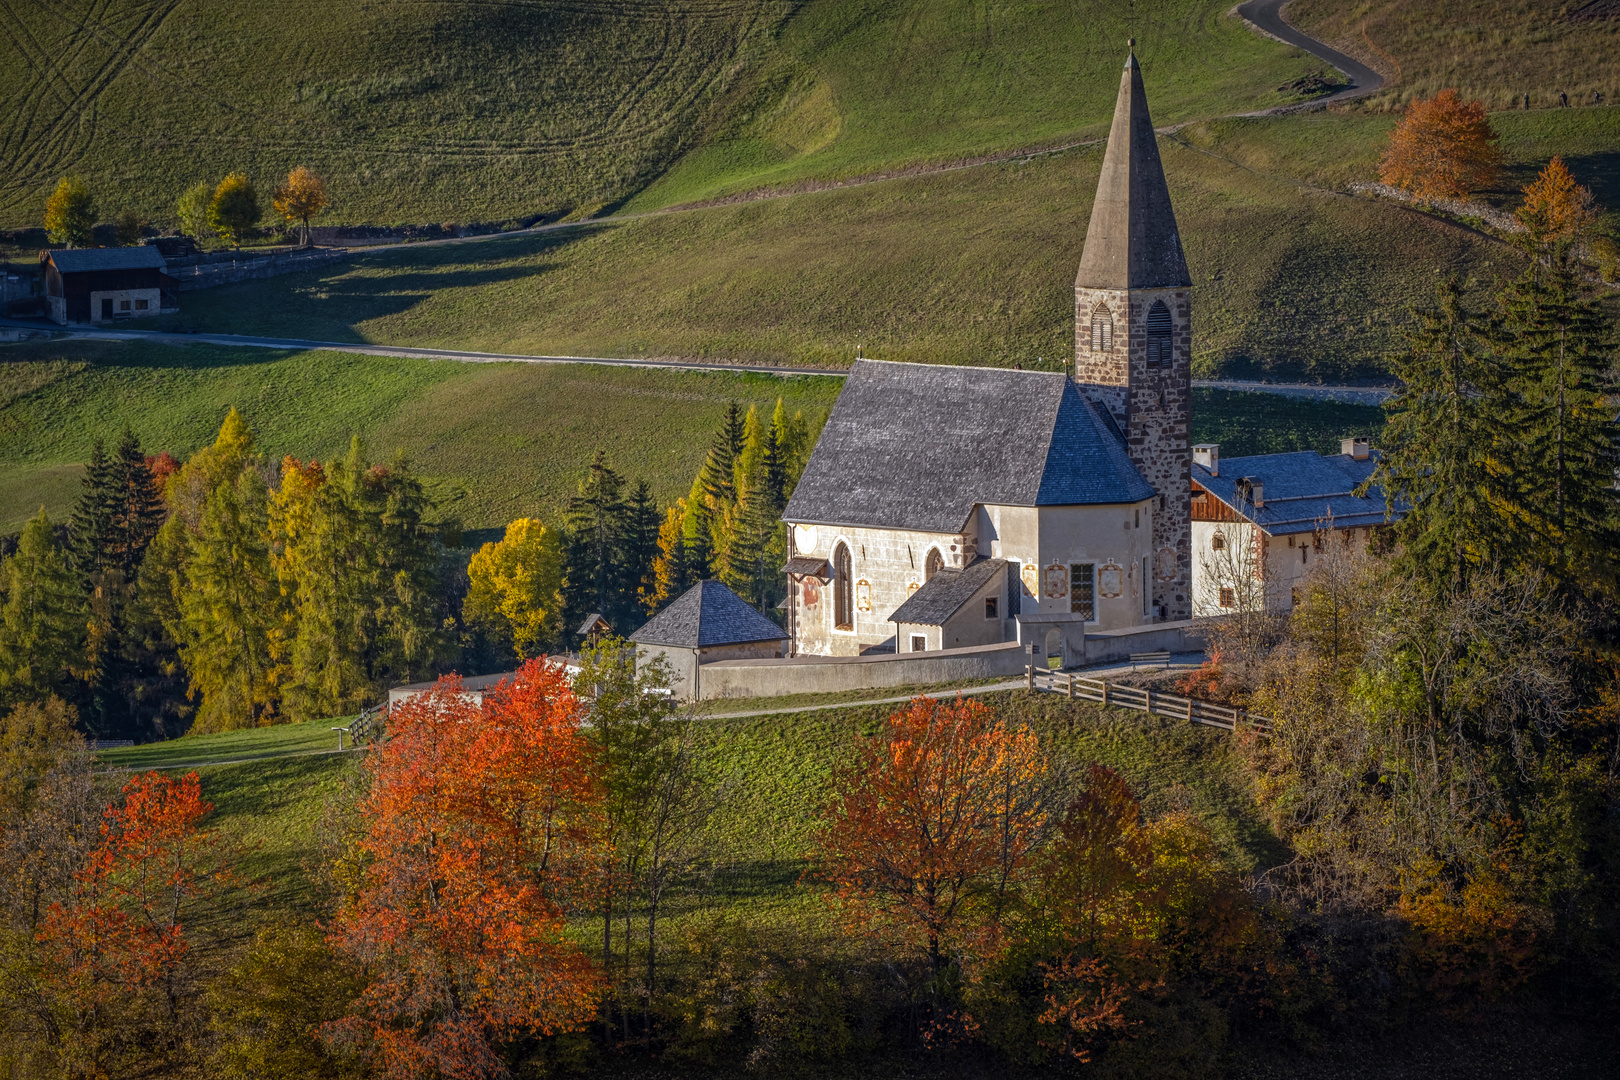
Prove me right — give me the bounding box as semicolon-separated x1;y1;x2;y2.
271;166;329;247
1516;156;1598;242
466;518;564;659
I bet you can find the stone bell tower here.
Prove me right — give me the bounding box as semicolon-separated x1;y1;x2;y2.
1073;44;1193;621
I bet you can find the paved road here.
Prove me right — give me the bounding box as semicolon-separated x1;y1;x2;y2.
1193;379;1393;404
1235;0;1386;107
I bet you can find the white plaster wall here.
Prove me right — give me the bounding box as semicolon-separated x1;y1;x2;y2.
90;288;162;321
1192;522;1378;617
1023;502;1156;631
787;522;967;656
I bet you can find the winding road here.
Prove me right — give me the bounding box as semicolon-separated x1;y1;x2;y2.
1234;0;1385;107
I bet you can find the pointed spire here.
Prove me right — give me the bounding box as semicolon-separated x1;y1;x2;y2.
1075;47;1192;290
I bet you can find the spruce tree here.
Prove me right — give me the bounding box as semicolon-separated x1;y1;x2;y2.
108;427;166;579
0;510;86;708
622;480;661;616
69;439;117;575
698;402;746;506
1490;247;1619;583
563;451;630;635
681;476;713;582
1368;277;1503;589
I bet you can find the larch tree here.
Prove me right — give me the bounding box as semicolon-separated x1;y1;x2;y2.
1516;156;1599;243
0;510;85;708
326;659;603;1079
817;697;1050;974
1378;89;1501;201
271;166;330;247
464;516;565;660
207;173;260;250
44;176;96;248
647;501;691;614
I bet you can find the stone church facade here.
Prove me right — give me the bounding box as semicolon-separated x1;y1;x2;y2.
782;47;1194;660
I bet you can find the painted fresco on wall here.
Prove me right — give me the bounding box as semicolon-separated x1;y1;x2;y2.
802;578;821;606
1043;563;1068;599
1098;563;1123;598
856;580;872;612
1022;563;1038;597
1157;546;1178;581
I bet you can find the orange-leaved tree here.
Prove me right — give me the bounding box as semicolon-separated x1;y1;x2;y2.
1516;155;1598;242
36;770;230;1077
325;658;603;1080
816;696;1049;973
1379;89;1501;201
271;166;329;248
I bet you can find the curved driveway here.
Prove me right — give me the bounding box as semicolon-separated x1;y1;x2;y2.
1236;0;1385;106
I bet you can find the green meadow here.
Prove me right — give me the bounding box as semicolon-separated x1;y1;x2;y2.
0;336;1382;534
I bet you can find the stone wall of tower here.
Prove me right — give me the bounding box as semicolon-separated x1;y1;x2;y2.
1074;285;1192;621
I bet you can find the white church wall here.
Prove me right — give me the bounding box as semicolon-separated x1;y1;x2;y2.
1021;502;1157;632
787;522;966;657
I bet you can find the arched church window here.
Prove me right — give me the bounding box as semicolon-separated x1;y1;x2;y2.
925;548;944;581
833;543;853;630
1090;305;1113;353
1146;300;1172;366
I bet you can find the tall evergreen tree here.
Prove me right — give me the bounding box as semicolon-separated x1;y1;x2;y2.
69;439;117;575
623;480;661;615
0;510;85;708
763;420;788;516
681;477;713;582
106;427;166;579
1368;277;1504;589
698;402;746;506
1490;247;1619;584
563;451;630;635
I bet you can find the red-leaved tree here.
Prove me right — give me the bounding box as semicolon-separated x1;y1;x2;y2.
816;696;1049;972
1378;89;1502;201
36;770;228;1077
325;658;603;1080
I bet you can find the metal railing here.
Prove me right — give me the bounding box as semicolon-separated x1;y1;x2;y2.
1027;668;1272;735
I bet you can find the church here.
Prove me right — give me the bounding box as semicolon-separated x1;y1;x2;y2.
780;47;1194;665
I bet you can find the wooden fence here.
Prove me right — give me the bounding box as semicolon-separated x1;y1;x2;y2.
1026;668;1272;735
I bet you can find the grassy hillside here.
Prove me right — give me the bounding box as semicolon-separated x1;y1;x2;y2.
0;0;1321;231
0;335;1382;533
1289;0;1620;112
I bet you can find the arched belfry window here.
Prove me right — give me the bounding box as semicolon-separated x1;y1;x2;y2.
1146;300;1173;366
925;548;944;582
1089;304;1113;353
833;543;853;630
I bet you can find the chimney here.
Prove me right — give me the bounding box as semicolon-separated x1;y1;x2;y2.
1341;435;1370;461
1237;476;1264;509
1193;443;1219;476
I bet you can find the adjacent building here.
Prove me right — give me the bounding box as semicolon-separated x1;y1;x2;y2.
1189;438;1400;616
629;580;791;698
780;47;1194;667
41;247;177;325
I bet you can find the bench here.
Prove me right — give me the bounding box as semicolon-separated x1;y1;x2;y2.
1129;650;1172;669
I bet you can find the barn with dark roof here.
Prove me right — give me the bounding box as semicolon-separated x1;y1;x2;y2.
41;246;177;325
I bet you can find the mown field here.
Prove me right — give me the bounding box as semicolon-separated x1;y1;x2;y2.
0;335;1383;534
0;0;1321;231
143;123;1527;377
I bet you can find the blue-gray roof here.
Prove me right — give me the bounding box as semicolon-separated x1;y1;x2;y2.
783;361;1156;534
889;558;1007;627
630;580;789;648
46;247;166;273
1193;451;1401;535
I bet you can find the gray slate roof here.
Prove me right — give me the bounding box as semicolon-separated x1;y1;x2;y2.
783;360;1156;534
889;558;1007;627
1074;53;1192;291
46;247;167;273
630;580;789;648
1193;451;1402;536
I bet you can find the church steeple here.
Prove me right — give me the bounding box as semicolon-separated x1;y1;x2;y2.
1071;43;1193;623
1076;46;1191;290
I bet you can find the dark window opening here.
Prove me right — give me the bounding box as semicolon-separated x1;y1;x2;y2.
1219;587;1236;608
1090;306;1113;352
925;548;944;581
911;635;927;652
984;597;998;619
834;543;853;630
135;298;148;310
1070;563;1095;619
1146;300;1172;366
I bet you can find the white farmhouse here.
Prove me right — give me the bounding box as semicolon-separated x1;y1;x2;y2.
1189;438;1401;616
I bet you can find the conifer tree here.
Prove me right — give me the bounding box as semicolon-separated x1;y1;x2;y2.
623;480;661;615
681;476;713;582
698;402;746;506
563;451;630;634
764;417;788;516
1368;277;1504;589
649;502;691;613
107;427;166;579
0;511;85;708
69;440;117;575
1489;248;1619;584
